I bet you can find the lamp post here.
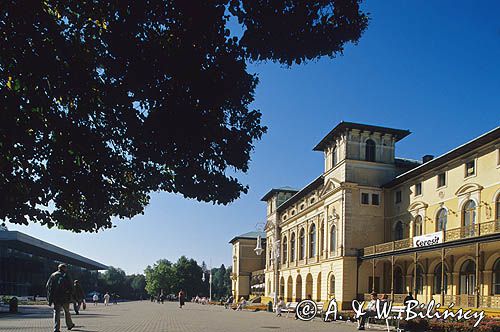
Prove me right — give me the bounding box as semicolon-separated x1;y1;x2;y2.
202;267;212;302
272;238;280;306
254;222;280;307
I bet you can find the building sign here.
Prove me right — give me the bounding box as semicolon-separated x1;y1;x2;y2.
413;231;443;248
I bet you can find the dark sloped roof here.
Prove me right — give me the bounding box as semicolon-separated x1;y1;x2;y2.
260;187;299;201
314;121;411;151
229;231;266;244
384;126;500;188
0;231;108;270
277;175;324;213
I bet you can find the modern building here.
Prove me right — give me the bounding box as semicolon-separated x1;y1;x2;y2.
0;228;107;297
229;231;266;300
233;122;500;311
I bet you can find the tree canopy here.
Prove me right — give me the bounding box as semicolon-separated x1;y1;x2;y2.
0;1;368;231
95;267;147;300
144;257;231;300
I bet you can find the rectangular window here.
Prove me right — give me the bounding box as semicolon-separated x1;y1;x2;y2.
465;160;475;177
437;172;446;188
415;182;422;196
372;194;379;206
395;190;402;204
361;193;369;205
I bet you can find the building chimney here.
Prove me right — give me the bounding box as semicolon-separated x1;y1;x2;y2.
422;155;434;163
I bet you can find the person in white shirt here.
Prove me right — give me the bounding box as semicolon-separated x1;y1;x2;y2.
276;297;285;317
358;292;378;330
92;294;99;306
103;292;110;306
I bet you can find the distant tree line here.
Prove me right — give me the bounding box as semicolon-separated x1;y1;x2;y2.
70;266;146;300
67;257;232;301
145;256;232;300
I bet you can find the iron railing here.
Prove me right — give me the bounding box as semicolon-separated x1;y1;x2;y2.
363;219;500;257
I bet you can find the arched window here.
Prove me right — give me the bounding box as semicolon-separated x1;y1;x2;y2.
436;208;447;232
460;260;476;295
493;258;500;295
463;200;476;236
282;236;288;264
290;233;296;262
329;274;336;297
496;195;500;220
414;215;423;236
309;224;316;258
365;139;376;162
319;222;324;254
434;263;448;294
299;228;305;260
463;200;476;226
330;225;336;255
268;246;273;267
395;221;403;240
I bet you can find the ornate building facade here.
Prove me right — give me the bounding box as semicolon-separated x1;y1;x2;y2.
257;122;500;310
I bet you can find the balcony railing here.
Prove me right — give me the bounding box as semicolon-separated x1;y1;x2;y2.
363;220;500;257
479;295;500;309
362;294;500;308
444;294;476;308
362;293;409;303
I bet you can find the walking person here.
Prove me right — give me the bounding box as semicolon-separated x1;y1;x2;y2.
46;264;75;332
92;293;99;306
276;297;284;317
178;290;185;308
103;292;110;306
72;280;85;315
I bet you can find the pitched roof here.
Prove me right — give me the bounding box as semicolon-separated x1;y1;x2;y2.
229;231;266;244
276;175;324;212
260;187;299;201
383;126;500;188
313;121;411;151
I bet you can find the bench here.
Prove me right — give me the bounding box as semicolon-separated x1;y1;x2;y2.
283;302;298;318
357;303;406;332
316;302;325;319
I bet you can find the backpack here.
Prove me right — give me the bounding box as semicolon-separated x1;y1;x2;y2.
49;272;71;304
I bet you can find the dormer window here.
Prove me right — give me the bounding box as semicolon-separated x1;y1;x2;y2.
365;139;376;162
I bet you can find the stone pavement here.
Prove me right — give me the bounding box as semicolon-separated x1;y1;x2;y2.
0;301;362;332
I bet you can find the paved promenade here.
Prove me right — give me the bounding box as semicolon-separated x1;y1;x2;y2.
0;301;361;332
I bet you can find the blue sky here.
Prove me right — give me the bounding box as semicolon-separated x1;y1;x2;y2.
8;0;500;274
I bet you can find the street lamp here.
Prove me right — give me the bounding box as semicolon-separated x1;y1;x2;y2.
254;222;280;307
254;235;264;256
202;267;212;302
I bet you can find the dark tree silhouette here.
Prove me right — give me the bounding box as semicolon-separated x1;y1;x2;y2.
0;1;368;231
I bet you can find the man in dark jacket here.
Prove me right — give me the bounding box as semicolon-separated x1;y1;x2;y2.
73;280;85;315
47;264;75;332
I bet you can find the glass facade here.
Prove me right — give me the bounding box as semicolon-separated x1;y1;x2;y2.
0;243;100;297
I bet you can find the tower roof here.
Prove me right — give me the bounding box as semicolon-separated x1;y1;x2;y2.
313;121;411;151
